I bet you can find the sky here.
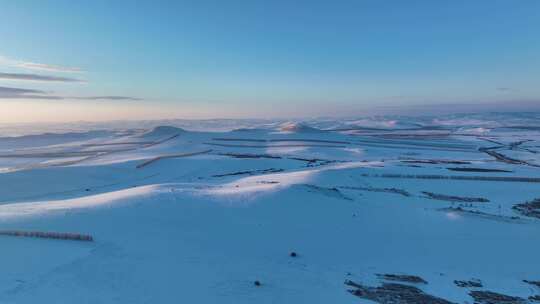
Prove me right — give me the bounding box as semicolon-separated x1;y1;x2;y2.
1;0;539;123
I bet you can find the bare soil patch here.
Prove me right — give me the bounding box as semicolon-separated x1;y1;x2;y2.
376;273;427;284
512;199;540;219
454;279;483;288
469;290;527;304
345;280;455;304
422;191;490;203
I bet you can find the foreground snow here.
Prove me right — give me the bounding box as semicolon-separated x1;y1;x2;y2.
0;114;539;303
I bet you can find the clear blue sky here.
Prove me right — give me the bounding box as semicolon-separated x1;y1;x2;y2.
1;0;539;122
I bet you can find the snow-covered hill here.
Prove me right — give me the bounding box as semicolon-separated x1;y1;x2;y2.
1;114;539;303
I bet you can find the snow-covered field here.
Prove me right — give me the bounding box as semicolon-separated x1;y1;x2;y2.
1;113;539;304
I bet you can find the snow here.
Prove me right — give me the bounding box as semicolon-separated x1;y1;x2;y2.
0;185;157;220
0;113;539;303
205;161;380;196
278;122;324;133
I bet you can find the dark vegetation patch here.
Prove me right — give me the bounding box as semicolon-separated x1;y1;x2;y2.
353;140;475;152
142;133;181;148
212;138;351;144
479;145;540;167
378;134;451;140
509;140;532;150
422;191;490;203
345;280;455;304
81;141;154;146
205;142;346;148
376;274;427;284
219;153;338;167
363;173;540;183
454;279;483;288
302;184;352;201
136;149;212;168
288;157;338;167
505;126;540;131
530;295;540;302
480;148;526;165
479;137;504;145
447;167;513;173
401;159;472;165
213;138;267;142
0;151;99;158
212;168;283;178
401;164;423;168
269;138;351;144
469;290;527;304
439;207;522;223
524;280;540;288
512;199;540;219
340;186;411;197
524;148;539;154
357;136;475;150
219;153;282;159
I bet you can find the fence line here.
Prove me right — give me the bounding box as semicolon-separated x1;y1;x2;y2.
0;230;94;242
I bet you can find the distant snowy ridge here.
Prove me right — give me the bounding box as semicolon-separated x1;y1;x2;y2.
279;122;323;133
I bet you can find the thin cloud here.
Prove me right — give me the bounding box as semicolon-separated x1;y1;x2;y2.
0;86;45;95
0;86;61;99
0;85;141;101
497;87;515;92
0;55;83;73
73;96;142;101
0;72;84;83
17;62;83;73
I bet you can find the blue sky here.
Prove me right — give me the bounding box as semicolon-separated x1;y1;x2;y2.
1;0;539;122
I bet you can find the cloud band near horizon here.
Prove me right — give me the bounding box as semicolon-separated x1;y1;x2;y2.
0;86;140;101
0;72;84;83
0;55;83;73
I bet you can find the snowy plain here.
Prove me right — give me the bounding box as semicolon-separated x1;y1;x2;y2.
0;112;539;303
